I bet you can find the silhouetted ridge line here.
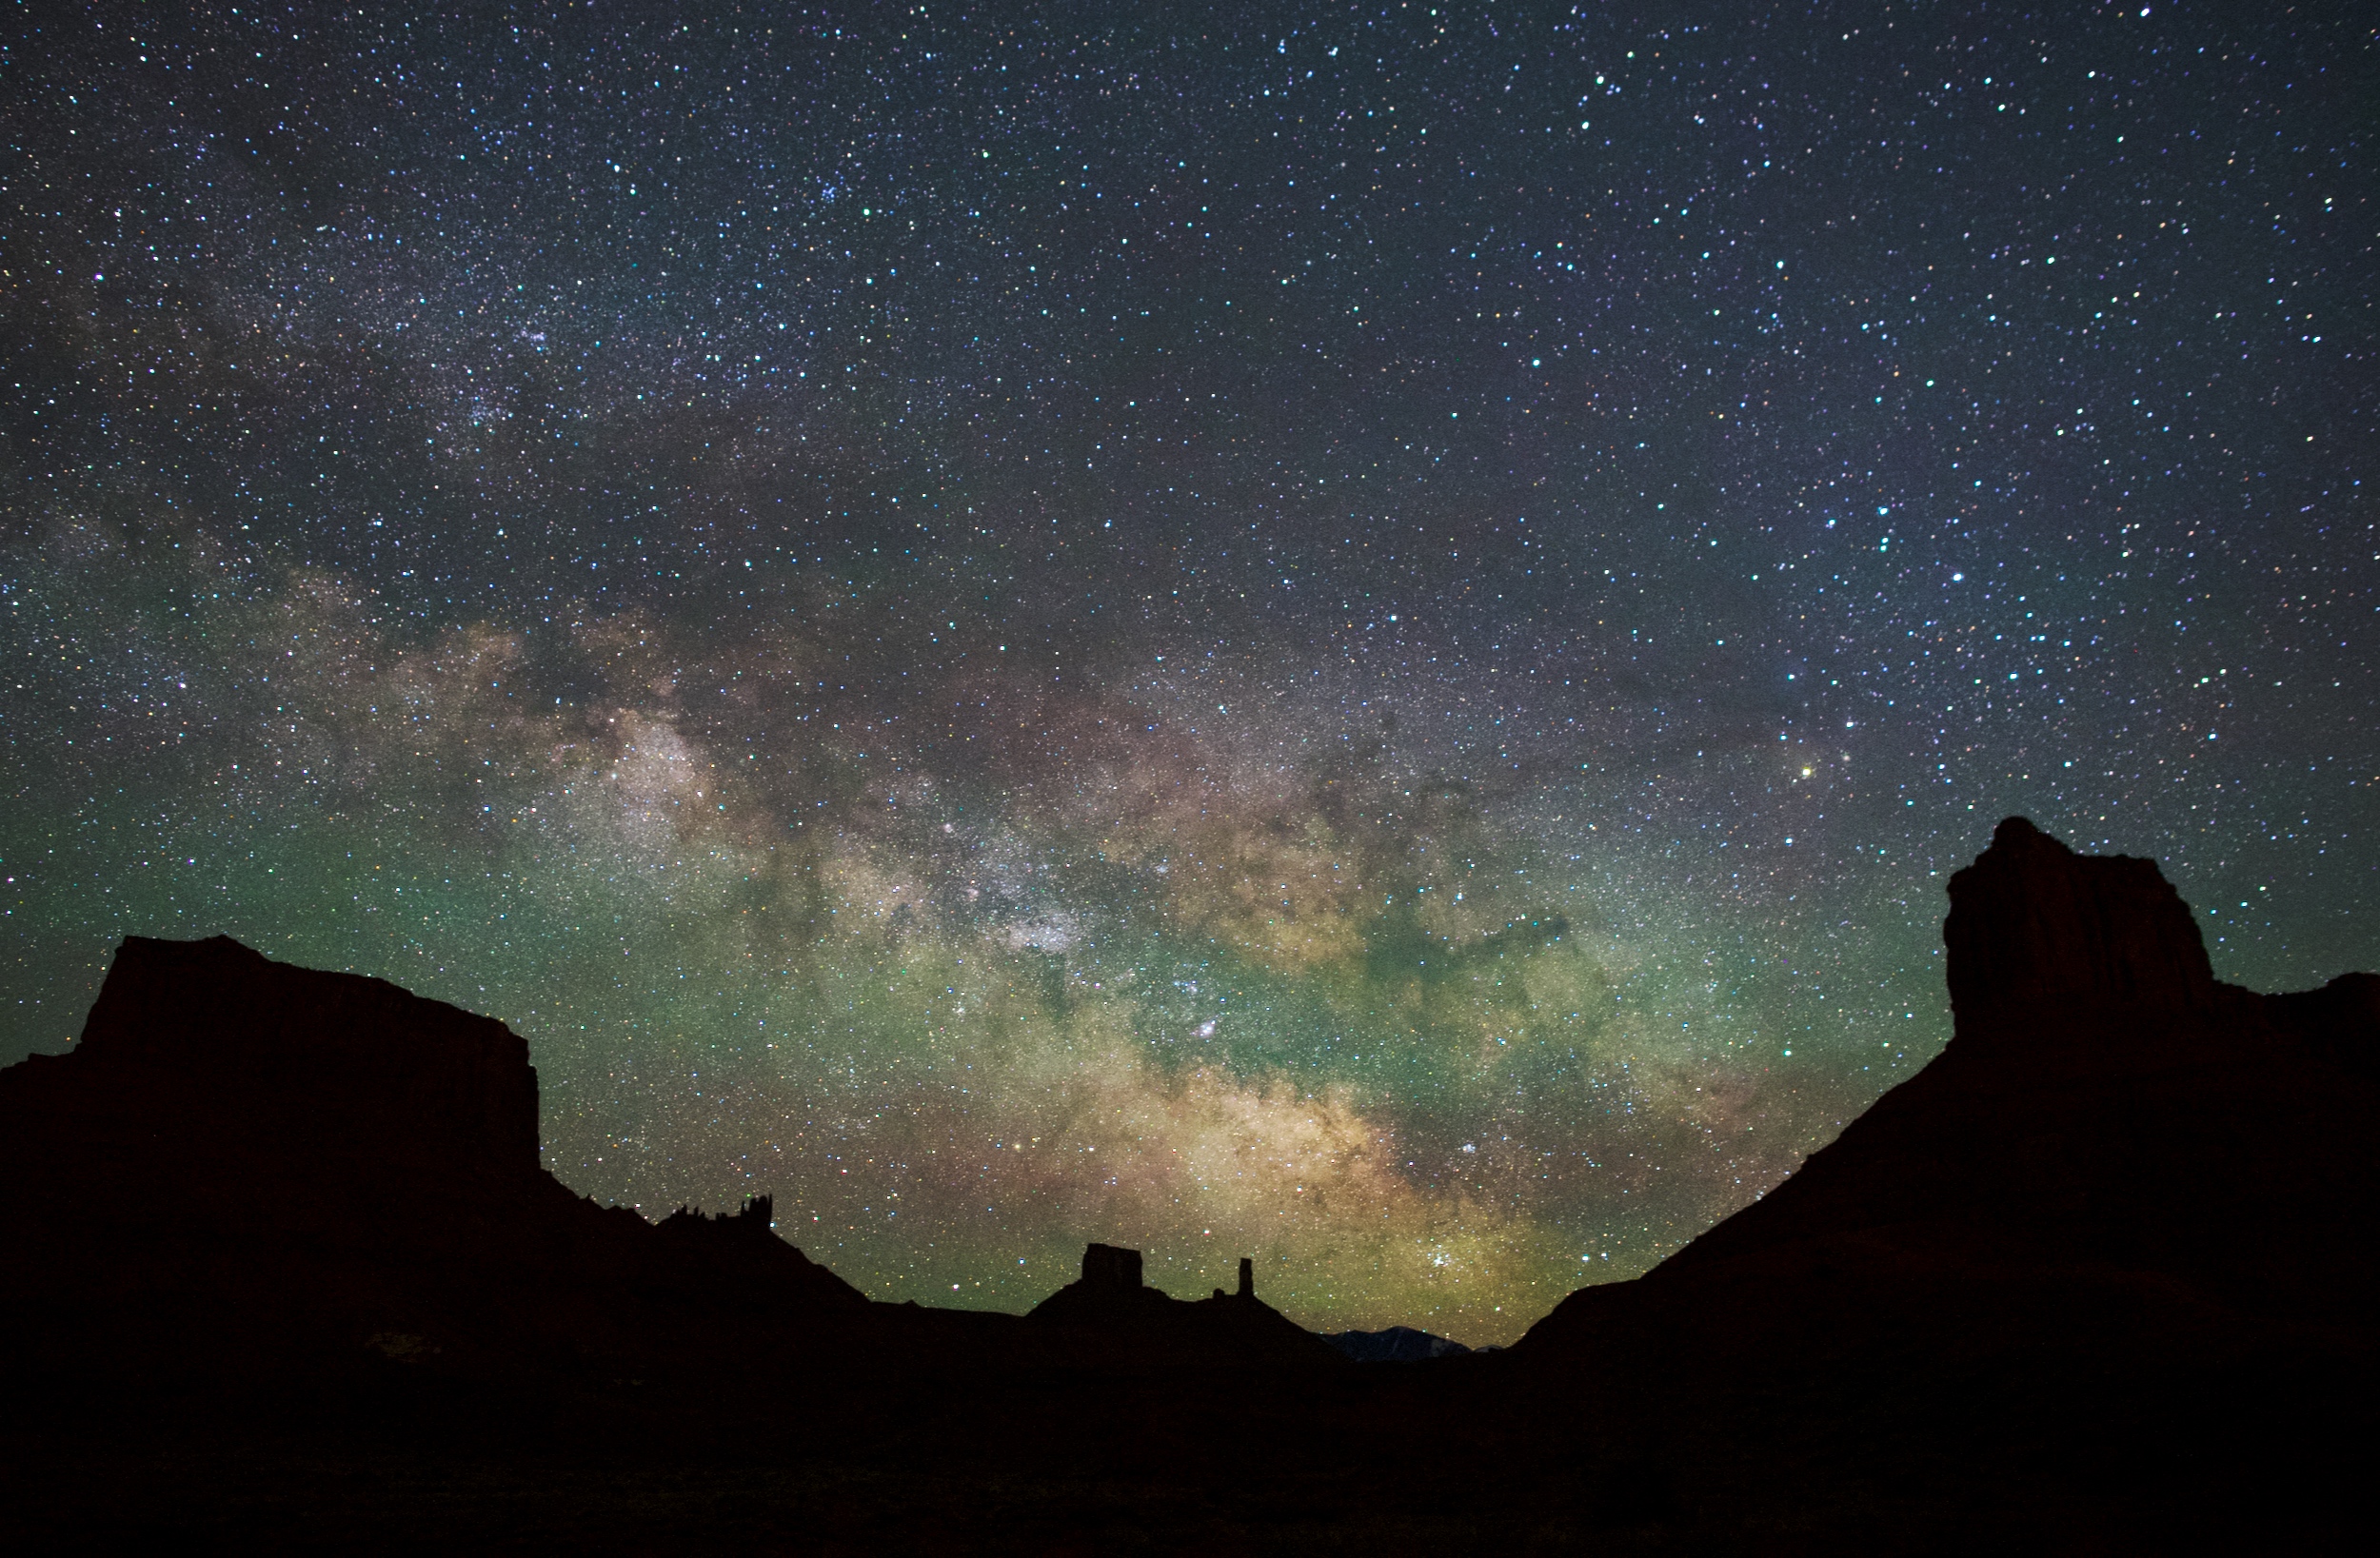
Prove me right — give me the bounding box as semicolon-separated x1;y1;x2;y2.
2;834;2368;1546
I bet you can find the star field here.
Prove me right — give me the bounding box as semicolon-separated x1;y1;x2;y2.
2;1;2370;1342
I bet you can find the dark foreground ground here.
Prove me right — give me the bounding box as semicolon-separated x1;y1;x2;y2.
8;1331;2359;1554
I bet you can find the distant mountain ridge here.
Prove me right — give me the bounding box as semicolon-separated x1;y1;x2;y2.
1320;1325;1473;1363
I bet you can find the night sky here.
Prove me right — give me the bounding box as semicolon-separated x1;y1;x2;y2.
4;1;2370;1343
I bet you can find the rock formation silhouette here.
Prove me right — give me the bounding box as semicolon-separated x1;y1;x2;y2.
0;935;862;1401
1;823;2368;1549
1026;1239;1341;1370
1514;816;2375;1544
1524;816;2375;1338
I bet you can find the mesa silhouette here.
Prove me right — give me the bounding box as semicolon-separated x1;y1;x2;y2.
1;818;2368;1550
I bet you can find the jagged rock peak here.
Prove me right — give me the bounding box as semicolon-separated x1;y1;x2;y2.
661;1194;778;1233
1945;818;2216;1022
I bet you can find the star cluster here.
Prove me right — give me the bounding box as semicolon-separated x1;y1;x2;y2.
3;2;2370;1342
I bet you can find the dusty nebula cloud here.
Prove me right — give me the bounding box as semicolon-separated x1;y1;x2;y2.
3;3;2369;1339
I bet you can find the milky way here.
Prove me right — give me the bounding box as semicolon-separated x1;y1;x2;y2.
3;2;2370;1341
